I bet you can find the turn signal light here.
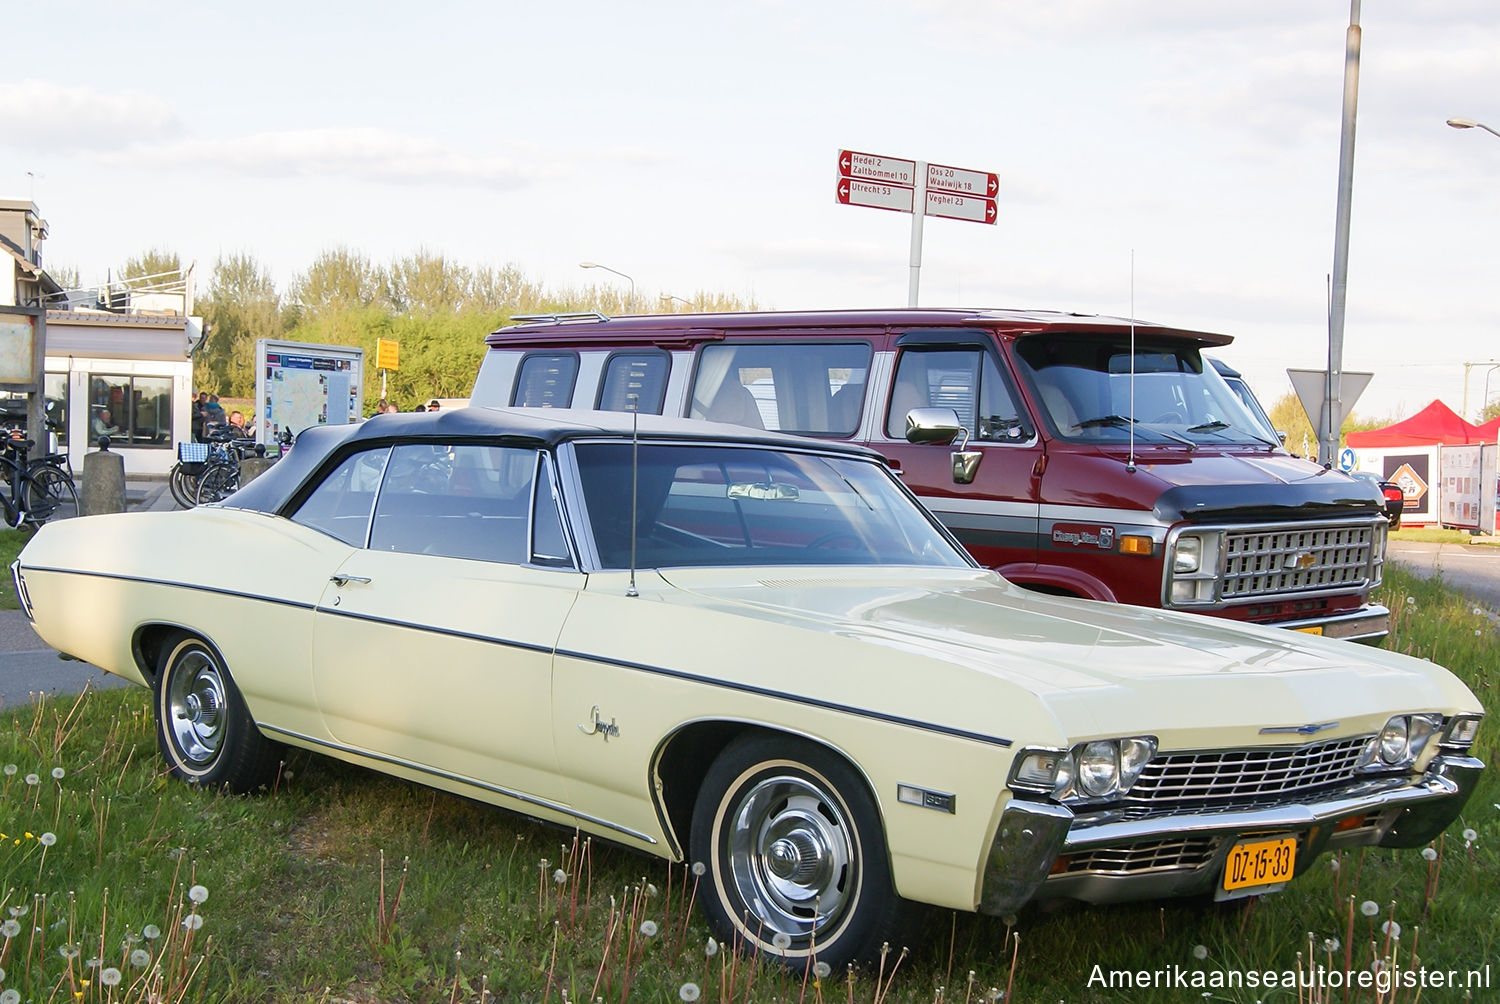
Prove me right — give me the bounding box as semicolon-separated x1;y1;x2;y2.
1119;535;1153;556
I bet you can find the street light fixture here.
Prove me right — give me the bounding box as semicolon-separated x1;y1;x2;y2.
578;261;635;303
1447;117;1500;139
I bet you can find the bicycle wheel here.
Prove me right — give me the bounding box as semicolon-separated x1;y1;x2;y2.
194;462;240;506
26;467;79;524
169;462;201;509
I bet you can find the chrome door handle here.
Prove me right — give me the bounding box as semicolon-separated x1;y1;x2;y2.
329;574;372;586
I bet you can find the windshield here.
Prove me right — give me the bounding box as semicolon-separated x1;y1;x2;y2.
573;443;973;569
1013;336;1276;447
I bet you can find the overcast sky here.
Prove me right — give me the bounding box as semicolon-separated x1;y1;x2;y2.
4;1;1497;422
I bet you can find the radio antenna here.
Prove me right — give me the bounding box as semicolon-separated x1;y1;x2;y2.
1127;250;1137;473
626;396;640;598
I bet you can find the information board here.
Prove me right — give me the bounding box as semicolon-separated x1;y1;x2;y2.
254;339;365;446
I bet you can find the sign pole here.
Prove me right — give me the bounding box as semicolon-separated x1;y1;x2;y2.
908;161;927;307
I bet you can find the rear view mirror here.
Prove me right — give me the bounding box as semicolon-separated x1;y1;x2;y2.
905;407;964;445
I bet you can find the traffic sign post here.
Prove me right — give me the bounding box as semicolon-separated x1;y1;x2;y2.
376;338;400;399
836;149;999;306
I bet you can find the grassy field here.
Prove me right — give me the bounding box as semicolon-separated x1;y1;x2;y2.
0;566;1496;1002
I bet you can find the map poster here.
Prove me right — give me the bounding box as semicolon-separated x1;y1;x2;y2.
254;339;365;446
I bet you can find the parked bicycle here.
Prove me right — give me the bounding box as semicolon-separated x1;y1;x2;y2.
0;434;78;527
169;428;257;509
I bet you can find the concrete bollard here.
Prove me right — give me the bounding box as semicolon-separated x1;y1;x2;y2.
81;437;127;516
239;456;276;487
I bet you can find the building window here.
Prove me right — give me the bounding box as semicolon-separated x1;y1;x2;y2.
89;374;173;448
45;373;68;448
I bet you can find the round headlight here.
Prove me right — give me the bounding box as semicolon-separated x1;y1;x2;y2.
1118;737;1156;788
1077;741;1119;797
1052;755;1074;799
1379;717;1410;765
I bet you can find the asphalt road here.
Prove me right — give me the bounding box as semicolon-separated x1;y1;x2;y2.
1386;539;1500;611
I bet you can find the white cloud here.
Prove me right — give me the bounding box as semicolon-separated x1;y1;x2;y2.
0;79;182;152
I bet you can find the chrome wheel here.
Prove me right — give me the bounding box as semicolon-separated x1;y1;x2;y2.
166;647;226;766
727;774;854;940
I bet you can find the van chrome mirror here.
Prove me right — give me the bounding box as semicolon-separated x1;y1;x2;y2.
905;407;964;445
952;448;982;484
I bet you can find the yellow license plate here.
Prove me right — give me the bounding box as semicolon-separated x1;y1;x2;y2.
1294;626;1324;635
1223;836;1297;892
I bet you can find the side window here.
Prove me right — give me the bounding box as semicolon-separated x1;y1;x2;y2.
689;343;871;436
291;447;391;546
513;353;579;408
885;349;1022;441
531;454;574;567
369;444;536;563
598;352;670;414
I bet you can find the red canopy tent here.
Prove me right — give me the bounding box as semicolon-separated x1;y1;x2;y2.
1346;400;1485;448
1474;416;1500;443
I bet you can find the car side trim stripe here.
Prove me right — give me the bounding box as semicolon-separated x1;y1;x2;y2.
555;648;1013;748
257;723;657;845
18;567;319;611
314;606;555;653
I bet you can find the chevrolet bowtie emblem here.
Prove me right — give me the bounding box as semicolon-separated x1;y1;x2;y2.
1284;550;1317;571
1260;722;1339;736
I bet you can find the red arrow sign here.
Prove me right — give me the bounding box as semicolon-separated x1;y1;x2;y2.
837;179;915;213
927;162;999;198
924;190;997;224
838;149;917;186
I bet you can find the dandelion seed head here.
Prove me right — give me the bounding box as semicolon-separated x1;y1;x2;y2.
101;967;122;987
1;919;19;938
1422;847;1438;861
1382;920;1402;939
704;936;719;957
1361;900;1380;917
2;764;14;776
24;773;38;786
646;883;658;897
1463;828;1478;843
1324;937;1340;953
129;948;151;967
1;988;19;1004
142;925;161;940
691;861;706;876
188;884;209;904
553;869;567;885
639;919;658;937
38;831;56;847
814;961;832;979
678;983;702;1002
58;944;80;960
1329;857;1341;872
1405;596;1416;606
86;957;102;969
51;767;65;780
1192;944;1208;960
772;931;792;950
182;914;203;931
540;858;550;870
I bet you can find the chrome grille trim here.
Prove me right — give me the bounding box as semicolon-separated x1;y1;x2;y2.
1063;836;1219;874
1128;735;1373;805
1221;523;1376;599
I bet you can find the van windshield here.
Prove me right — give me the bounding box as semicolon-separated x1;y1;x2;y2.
1012;336;1277;448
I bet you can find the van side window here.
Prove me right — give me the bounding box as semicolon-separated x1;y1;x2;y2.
598;352;669;414
886;349;1022;441
513;353;579;408
690;343;872;436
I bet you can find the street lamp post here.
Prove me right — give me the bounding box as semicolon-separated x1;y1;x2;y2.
660;294;692;308
1484;364;1500;422
579;262;635;307
1447;117;1500;139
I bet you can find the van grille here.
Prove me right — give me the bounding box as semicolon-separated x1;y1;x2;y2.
1221;524;1376;599
1127;735;1372;805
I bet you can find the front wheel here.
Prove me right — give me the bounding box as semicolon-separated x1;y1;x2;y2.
194;462;239;506
169;463;199;509
154;635;281;793
26;467;78;523
690;734;907;970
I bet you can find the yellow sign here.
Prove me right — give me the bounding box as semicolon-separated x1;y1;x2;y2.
376;338;400;371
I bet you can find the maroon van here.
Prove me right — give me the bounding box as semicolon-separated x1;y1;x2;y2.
473;308;1389;642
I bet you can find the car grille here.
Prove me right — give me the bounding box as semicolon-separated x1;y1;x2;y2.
1221;523;1376;599
1062;836;1220;874
1127;735;1372;806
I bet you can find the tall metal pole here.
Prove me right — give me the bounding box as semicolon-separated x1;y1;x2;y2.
908;162;928;306
1324;0;1361;467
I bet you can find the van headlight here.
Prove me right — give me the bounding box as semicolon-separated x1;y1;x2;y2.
1009;736;1158;803
1165;531;1221;606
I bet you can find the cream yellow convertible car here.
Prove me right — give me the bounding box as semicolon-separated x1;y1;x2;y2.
13;409;1484;967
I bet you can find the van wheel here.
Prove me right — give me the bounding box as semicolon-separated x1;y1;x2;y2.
154;635;280;793
690;734;907;969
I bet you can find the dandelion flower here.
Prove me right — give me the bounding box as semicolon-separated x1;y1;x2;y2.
639;920;658;938
39;832;56;847
182;913;203;931
129;948;151;967
1;919;19;938
1463;827;1478;844
101;967;122;987
8;905;25;918
691;861;706;877
1192;944;1208;960
1329;857;1341;872
86;957;102;969
1421;847;1438;861
553;869;567;885
24;773;38;786
1382;920;1402;939
1405;596;1415;606
1360;900;1380;917
679;983;701;1002
704;937;719;958
772;931;792;951
646;883;658;897
58;944;80;960
814;961;832;979
0;966;4;981
51;767;65;780
1324;937;1341;953
188;884;209;904
143;925;161;940
2;989;20;1004
2;764;14;776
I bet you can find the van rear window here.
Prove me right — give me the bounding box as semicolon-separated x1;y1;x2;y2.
598;352;669;414
513;353;579;408
688;343;871;436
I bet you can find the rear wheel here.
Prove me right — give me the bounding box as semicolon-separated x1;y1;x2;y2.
154;635;280;792
26;467;78;523
195;462;240;505
690;734;908;970
169;463;200;508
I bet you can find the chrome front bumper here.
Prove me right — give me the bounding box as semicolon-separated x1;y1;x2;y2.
979;752;1482;915
1273;602;1390;645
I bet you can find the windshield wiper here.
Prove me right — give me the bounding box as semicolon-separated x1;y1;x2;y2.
1187;420;1230;433
1074;414;1197;450
1075;414;1136;429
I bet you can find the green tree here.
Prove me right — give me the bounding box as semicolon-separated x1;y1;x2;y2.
118;248;181;281
385;250;471;314
290;247;385;314
198;253;284;397
1481;399;1500;424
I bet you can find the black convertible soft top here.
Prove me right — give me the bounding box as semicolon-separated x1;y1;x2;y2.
223;406;884;516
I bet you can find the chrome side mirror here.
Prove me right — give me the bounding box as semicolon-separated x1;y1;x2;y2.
904;407;982;484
